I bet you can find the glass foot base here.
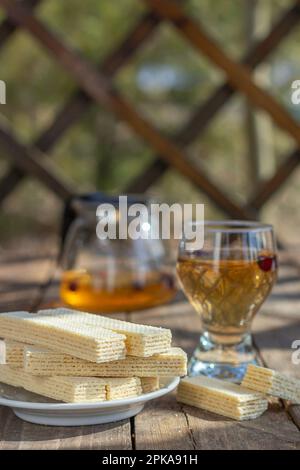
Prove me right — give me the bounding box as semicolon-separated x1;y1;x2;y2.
188;332;258;383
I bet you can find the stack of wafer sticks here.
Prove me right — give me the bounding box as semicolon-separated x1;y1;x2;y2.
176;365;300;421
0;308;187;403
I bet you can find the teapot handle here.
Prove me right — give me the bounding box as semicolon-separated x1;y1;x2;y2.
60;216;86;269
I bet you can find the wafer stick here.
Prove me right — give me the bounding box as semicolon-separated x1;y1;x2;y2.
0;364;106;403
140;377;159;393
4;340;25;368
242;364;300;403
177;376;268;420
38;308;172;357
0;311;126;363
0;365;142;403
106;377;142;400
10;344;187;377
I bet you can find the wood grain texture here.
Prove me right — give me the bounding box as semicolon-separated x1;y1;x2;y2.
0;407;132;450
0;243;300;449
129;306;196;450
253;312;300;431
289;406;300;430
253;315;300;378
0;241;57;312
130;272;300;449
133;394;195;450
0;251;132;450
183;396;300;450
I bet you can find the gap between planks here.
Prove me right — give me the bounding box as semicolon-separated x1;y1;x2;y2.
253;313;300;431
130;302;300;450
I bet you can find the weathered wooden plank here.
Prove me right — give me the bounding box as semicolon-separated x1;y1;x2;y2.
129;306;196;450
131;298;300;449
1;244;300;448
145;0;300;148
0;242;56;312
253;313;300;430
0;348;131;450
0;248;132;450
289;406;300;430
133;394;195;450
184;404;300;450
0;407;132;450
254;314;300;378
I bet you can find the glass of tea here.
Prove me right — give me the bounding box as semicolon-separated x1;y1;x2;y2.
60;195;176;313
176;220;277;382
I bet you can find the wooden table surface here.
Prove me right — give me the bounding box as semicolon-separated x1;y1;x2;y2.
0;241;300;450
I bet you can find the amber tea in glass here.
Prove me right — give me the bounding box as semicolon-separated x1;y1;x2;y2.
176;221;277;381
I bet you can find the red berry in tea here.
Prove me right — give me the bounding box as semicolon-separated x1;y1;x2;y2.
257;256;276;272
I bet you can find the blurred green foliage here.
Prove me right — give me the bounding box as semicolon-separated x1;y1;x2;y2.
0;0;300;243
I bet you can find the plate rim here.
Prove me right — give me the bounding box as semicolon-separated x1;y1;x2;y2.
0;376;180;410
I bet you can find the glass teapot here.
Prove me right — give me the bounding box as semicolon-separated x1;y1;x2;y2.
59;193;176;313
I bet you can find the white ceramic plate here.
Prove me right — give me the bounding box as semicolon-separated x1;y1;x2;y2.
0;376;180;426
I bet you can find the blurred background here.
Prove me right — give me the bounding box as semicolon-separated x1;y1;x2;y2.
0;0;300;249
